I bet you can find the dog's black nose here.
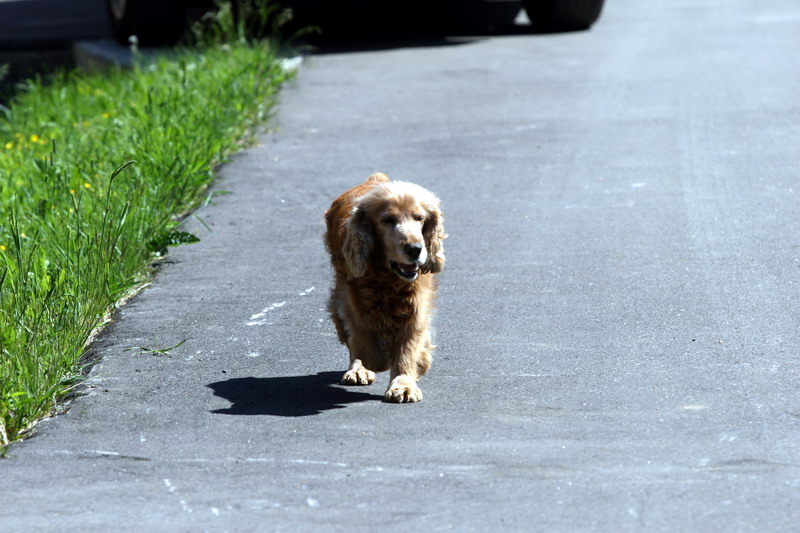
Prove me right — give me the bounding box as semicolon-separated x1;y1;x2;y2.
405;243;423;260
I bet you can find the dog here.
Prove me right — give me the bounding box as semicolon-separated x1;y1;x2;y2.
324;172;446;403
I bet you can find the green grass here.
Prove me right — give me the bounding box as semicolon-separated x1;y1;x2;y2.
0;2;295;448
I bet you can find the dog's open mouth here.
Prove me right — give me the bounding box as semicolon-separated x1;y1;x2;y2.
390;261;419;280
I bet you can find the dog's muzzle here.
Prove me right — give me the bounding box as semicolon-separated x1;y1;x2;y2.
390;261;420;281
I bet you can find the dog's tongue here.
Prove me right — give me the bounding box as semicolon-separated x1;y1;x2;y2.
398;263;418;273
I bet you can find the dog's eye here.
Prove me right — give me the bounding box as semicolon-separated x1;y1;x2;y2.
381;216;397;225
413;214;425;222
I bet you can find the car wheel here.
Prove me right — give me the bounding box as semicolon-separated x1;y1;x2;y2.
106;0;187;46
522;0;606;30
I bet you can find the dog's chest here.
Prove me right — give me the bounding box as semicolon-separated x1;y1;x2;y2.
354;283;420;331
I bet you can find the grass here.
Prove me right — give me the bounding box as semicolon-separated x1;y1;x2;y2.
0;1;296;449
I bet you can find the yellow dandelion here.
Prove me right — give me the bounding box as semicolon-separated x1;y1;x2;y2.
69;208;74;214
70;189;76;194
30;134;39;143
102;112;111;119
4;142;12;150
84;182;91;189
0;245;6;252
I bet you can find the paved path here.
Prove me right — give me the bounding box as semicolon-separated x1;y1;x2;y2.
3;0;799;531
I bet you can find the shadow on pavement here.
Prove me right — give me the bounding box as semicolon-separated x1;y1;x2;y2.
279;0;572;55
207;371;382;417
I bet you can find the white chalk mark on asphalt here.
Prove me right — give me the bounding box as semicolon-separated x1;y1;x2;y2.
164;479;193;513
246;301;286;326
245;287;317;326
289;459;348;467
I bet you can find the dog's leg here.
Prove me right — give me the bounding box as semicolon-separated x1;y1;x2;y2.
341;357;376;386
328;297;350;346
416;331;433;378
340;329;380;386
384;333;430;403
385;373;422;403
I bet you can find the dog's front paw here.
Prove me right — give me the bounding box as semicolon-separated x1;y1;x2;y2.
384;375;423;403
341;367;376;386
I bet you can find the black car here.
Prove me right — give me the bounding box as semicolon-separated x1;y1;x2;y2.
106;0;606;46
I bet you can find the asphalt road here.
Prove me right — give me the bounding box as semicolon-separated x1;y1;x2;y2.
3;0;800;531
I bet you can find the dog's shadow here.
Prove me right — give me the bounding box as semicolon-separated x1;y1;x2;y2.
207;371;382;417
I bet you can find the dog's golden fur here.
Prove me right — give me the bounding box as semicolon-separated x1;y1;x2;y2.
324;173;446;403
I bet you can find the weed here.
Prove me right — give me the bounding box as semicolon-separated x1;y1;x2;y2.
124;339;187;357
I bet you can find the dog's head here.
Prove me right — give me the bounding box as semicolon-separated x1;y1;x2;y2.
343;182;446;281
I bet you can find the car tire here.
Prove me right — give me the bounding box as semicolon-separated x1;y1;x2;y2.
522;0;605;30
106;0;187;46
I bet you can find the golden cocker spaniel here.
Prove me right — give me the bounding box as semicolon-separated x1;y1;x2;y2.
324;173;446;403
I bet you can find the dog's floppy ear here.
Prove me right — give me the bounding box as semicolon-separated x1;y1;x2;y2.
422;201;446;274
343;204;372;278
